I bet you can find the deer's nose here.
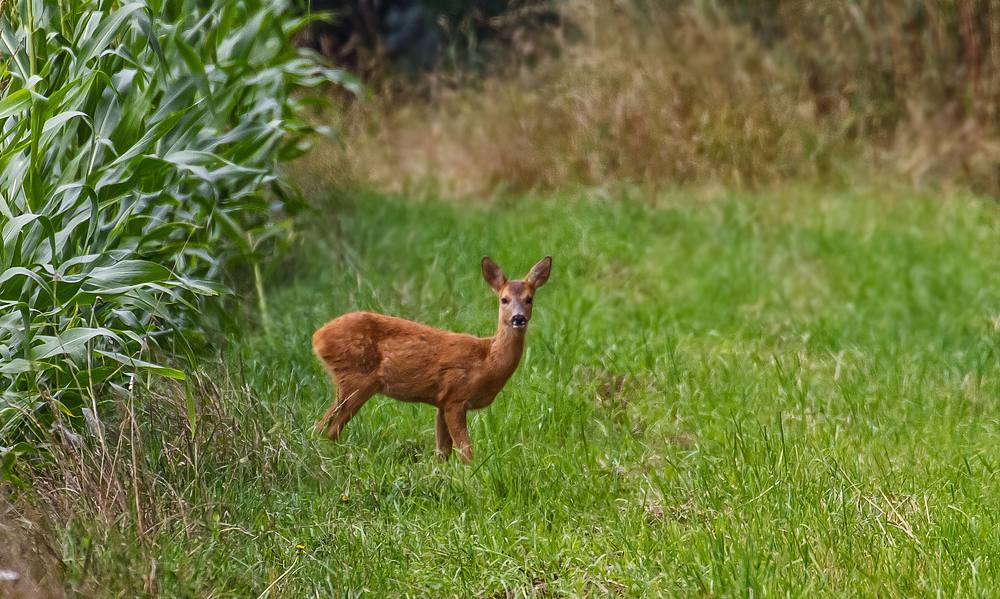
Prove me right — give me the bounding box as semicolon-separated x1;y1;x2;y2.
511;315;527;328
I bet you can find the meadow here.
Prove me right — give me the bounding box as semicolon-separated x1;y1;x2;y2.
5;0;1000;596
50;185;1000;597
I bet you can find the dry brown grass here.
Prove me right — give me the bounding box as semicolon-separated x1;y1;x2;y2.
296;1;837;196
772;0;1000;192
291;0;1000;198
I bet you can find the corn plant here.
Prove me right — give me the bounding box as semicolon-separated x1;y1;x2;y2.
0;0;359;473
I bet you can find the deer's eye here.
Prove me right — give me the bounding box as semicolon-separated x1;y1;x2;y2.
501;298;509;304
526;297;533;304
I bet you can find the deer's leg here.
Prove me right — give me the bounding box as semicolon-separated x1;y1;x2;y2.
318;385;347;436
435;408;453;461
443;405;473;464
322;379;379;442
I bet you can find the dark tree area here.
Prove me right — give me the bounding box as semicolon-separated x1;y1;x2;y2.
293;0;561;77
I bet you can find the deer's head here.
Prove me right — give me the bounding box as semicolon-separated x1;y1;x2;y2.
482;256;552;332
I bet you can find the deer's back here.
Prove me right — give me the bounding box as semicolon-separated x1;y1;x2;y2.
312;311;489;404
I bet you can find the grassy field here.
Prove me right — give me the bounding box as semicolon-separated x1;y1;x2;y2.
59;186;1000;597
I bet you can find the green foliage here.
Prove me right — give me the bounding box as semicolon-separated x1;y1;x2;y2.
0;0;359;465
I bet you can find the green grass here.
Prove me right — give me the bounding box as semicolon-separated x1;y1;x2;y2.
58;186;1000;597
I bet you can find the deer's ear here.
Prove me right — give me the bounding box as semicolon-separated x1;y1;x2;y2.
482;257;508;293
525;256;552;290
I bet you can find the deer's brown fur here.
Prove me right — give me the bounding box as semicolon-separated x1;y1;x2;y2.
312;256;552;462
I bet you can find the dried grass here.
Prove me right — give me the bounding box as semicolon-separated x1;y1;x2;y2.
293;0;1000;198
298;1;837;196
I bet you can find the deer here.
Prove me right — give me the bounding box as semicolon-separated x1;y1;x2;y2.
312;256;552;463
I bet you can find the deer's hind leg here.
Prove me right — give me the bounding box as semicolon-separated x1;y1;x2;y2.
435;408;453;461
321;374;380;442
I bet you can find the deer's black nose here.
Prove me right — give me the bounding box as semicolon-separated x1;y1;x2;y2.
511;315;527;328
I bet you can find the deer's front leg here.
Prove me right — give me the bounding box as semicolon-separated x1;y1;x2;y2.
443;404;473;463
435;408;453;461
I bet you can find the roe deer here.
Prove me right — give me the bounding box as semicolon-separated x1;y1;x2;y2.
312;256;552;463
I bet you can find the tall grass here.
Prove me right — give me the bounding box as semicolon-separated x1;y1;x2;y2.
724;0;1000;190
295;0;1000;196
293;1;853;195
0;0;358;474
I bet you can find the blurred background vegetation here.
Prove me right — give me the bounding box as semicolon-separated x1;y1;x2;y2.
296;0;1000;195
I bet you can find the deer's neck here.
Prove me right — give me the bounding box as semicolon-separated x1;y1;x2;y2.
487;324;526;379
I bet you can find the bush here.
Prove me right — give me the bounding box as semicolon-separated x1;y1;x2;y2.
0;0;359;475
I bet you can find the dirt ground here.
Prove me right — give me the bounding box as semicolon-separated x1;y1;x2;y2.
0;501;66;599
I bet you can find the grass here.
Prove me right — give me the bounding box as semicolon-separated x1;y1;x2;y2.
41;185;1000;596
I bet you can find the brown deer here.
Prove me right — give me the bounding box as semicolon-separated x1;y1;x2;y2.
312;256;552;463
